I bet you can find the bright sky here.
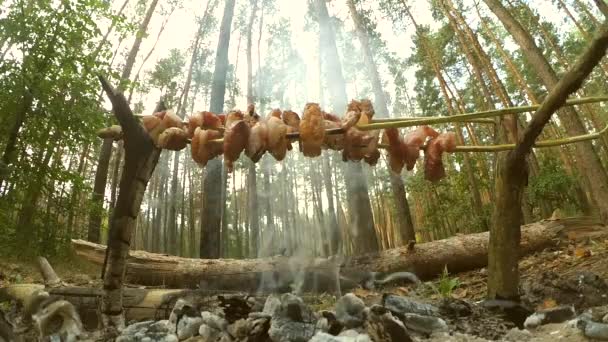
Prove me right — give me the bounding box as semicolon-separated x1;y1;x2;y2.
123;0;440;115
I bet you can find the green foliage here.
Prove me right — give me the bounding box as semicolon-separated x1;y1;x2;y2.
436;265;460;298
0;0;127;256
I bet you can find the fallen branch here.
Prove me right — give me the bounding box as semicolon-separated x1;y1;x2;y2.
36;257;61;288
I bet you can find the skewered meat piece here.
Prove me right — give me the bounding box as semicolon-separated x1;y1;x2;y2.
188;113;203;136
282;110;300;151
188;111;223;137
224;120;250;172
323;112;341;123
384;128;407;174
341;110;361;130
247;103;256;117
282;110;300;130
160;110;183;129
403;126;439;170
424;132;457;183
97;125;123;140
341;104;378;162
347;99;375;119
322;120;344;151
142;115;163;141
141;110;183;145
158;127;189;151
225;110;245;129
342;127;374;162
299;103;325;157
245;104;261;127
364;149;381;166
342;99;380;161
267;116;289;161
191;128;223;166
269;109;282;119
246;122;268;163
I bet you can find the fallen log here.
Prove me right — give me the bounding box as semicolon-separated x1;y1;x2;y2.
71;217;606;291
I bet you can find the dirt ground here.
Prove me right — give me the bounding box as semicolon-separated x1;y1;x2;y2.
1;234;607;341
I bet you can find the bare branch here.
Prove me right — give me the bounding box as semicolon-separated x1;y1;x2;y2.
98;76;141;137
515;22;608;158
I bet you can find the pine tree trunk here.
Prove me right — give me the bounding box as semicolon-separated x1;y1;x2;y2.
477;12;593;213
246;0;258;105
594;0;608;18
119;0;160;84
347;0;416;244
200;0;236;259
88;138;113;243
322;154;341;253
248;164;259;257
483;0;608;223
315;0;378;254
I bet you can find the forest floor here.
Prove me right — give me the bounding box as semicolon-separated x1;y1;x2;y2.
1;235;607;341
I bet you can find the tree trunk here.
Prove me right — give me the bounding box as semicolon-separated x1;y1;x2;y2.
402;3;488;230
201;0;236;259
347;0;415;243
487;22;608;299
315;0;378;254
98;77;164;329
248;164;259;257
476;11;593;213
72;216;606;290
88;138;113;243
0;89;33;188
594;0;608;18
88;0;160;249
119;0;160;84
483;0;608;224
246;0;258;105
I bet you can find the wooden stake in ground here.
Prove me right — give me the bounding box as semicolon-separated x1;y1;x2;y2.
98;76;163;329
487;22;608;300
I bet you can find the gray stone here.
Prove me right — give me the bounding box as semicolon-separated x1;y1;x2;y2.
177;316;202;340
402;313;448;335
117;320;178;342
263;295;282;316
267;293;316;342
524;305;576;329
382;294;439;317
201;312;228;332
335;294;366;328
310;331;371;342
578;316;608;340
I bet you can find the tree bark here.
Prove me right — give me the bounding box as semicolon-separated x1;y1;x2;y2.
347;0;416;243
246;0;258;105
315;0;378;254
72;217;606;290
201;0;236;259
88;0;160;247
88;138;113;243
98;77;163;328
483;0;608;224
594;0;608;18
119;0;160;84
487;21;608;300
